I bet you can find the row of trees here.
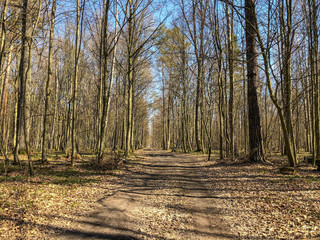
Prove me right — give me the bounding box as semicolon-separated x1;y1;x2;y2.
0;0;157;174
1;0;320;172
151;0;320;168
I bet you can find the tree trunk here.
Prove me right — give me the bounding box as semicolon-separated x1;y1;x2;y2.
244;0;265;162
226;3;234;158
161;62;166;149
97;0;112;163
308;0;320;165
125;0;133;156
0;45;12;161
14;0;30;166
0;0;8;102
42;0;56;163
71;0;80;166
253;0;296;167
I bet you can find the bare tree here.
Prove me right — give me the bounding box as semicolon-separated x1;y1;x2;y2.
244;0;265;162
42;0;56;163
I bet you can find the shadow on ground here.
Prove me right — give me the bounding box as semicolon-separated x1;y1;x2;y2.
54;149;238;239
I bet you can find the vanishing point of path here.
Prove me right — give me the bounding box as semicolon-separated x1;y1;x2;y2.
55;149;236;240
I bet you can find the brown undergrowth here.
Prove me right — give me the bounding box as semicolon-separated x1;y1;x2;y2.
1;151;320;239
200;154;320;239
0;153;125;240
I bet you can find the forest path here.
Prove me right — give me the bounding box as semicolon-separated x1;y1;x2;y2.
54;149;236;240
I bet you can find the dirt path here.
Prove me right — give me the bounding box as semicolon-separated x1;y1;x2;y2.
54;149;236;240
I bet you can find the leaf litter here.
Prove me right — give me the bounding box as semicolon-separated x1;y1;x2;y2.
1;152;320;239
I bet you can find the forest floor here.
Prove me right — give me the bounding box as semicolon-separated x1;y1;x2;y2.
0;149;320;239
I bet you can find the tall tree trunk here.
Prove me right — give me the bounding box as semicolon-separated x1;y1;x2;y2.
242;42;247;155
0;0;8;102
0;45;12;161
24;0;41;175
253;0;296;166
51;71;59;150
161;62;166;149
14;0;30;166
181;43;188;152
42;0;56;163
244;0;265;162
0;0;8;159
71;0;80;166
125;0;133;156
280;0;297;165
97;0;112;163
167;72;171;150
309;0;320;165
113;74;119;150
226;2;234;158
24;40;34;176
218;57;224;159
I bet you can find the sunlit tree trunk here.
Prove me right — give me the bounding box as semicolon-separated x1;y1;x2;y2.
253;0;296;166
161;62;166;149
14;0;29;166
0;0;8;102
0;45;12;161
42;0;56;163
71;0;80;166
226;2;234;158
308;0;320;166
97;0;112;163
279;0;297;165
0;0;8;159
125;0;134;156
166;72;171;150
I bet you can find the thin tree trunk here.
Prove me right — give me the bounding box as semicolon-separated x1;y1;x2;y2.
0;0;8;102
98;0;112;163
280;0;297;165
71;0;80;166
51;70;59;150
226;2;234;158
167;72;171;150
0;45;12;161
42;0;56;163
161;62;166;149
125;0;133;156
310;0;320;165
24;0;41;175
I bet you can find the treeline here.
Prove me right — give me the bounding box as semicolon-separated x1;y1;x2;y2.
1;0;320;173
0;0;155;174
151;0;320;168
